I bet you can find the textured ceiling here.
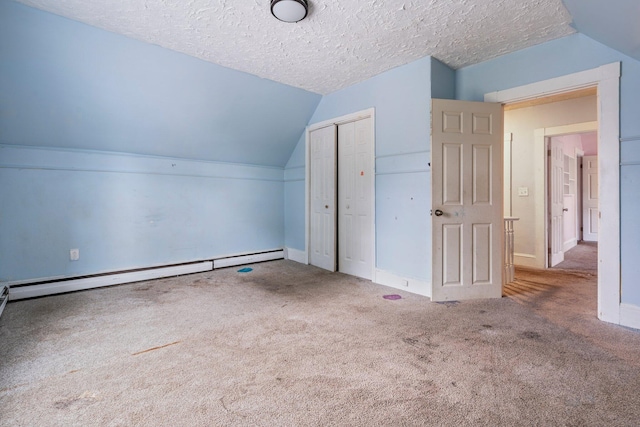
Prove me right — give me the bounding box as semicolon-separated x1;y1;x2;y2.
14;0;575;94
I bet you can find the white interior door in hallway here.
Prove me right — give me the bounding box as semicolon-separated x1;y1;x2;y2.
582;155;599;242
431;99;503;301
309;114;374;280
549;137;565;267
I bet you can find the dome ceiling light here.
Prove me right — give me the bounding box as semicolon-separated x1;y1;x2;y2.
270;0;308;23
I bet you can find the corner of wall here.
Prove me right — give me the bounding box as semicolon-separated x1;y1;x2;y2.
430;57;456;100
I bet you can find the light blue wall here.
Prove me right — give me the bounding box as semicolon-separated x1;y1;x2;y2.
0;1;321;167
431;58;456;100
0;1;320;282
285;57;433;281
457;33;640;306
0;145;284;282
284;133;306;250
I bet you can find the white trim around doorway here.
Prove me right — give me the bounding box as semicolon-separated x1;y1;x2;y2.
485;62;621;326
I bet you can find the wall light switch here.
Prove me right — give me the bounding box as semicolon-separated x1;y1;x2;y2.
518;187;529;197
70;249;80;261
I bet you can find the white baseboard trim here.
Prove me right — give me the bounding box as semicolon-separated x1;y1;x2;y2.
9;261;213;301
213;250;284;269
514;253;543;269
563;239;577;253
620;303;640;330
285;247;308;264
374;269;431;298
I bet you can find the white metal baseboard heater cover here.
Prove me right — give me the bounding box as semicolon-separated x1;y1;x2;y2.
9;261;213;301
213;250;284;269
0;286;9;318
7;249;285;301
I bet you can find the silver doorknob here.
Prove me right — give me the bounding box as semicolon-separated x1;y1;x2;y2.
563;208;568;212
434;209;444;216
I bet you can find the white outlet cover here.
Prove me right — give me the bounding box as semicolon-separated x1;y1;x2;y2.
518;187;529;196
70;249;80;261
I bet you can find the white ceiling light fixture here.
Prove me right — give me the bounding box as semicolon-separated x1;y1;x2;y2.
270;0;308;23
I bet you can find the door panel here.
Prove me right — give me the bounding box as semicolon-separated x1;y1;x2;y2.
443;144;463;205
473;145;492;204
310;125;337;272
432;99;503;301
443;224;462;286
583;155;599;242
472;223;492;284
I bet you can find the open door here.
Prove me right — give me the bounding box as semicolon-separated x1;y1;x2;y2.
431;99;503;301
582;155;599;242
549;138;565;266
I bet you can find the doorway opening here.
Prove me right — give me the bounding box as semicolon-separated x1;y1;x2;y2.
488;61;620;324
549;131;598;273
503;92;599;295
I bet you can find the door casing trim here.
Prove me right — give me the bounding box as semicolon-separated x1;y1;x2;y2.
485;62;620;324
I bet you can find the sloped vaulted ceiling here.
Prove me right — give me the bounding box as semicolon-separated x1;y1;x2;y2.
563;0;640;62
13;0;576;95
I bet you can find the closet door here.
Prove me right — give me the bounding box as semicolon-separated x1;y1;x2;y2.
309;125;337;272
338;117;373;280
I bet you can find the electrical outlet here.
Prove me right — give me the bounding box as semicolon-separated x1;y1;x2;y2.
70;249;80;261
518;187;529;197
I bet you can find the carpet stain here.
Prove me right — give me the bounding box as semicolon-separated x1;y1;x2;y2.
54;391;98;409
436;301;459;307
132;341;181;356
403;337;419;346
521;331;542;340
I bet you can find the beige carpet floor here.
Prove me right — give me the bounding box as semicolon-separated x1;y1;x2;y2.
1;260;639;426
553;241;598;271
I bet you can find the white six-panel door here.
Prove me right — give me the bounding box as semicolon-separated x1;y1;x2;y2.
582;155;599;242
431;99;503;301
309;125;337;272
549;138;565;267
338;118;373;280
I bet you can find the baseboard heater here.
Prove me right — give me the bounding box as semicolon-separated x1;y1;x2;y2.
7;249;284;301
0;286;9;319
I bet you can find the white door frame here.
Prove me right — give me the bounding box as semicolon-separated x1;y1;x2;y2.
305;108;376;280
531;122;598;268
485;62;620;324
